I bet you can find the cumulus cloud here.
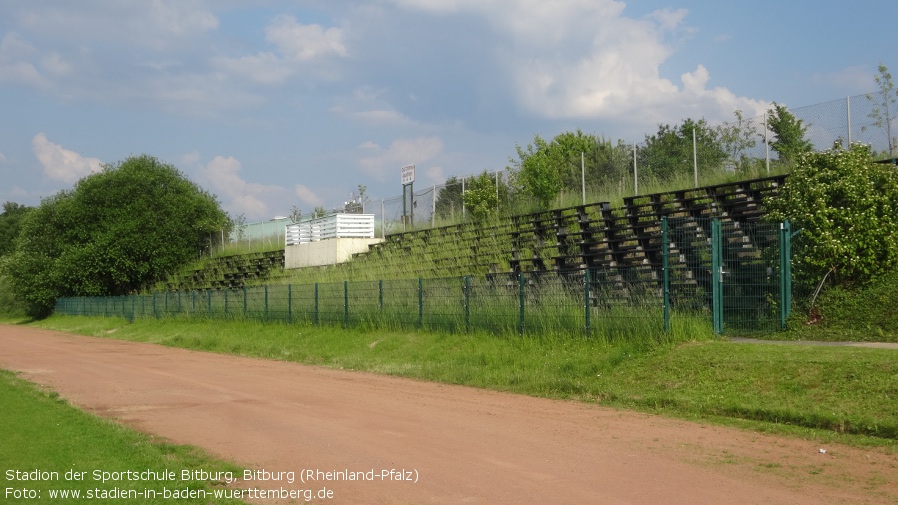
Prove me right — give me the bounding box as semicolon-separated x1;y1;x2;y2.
357;136;444;182
31;133;103;184
198;155;288;220
18;1;218;49
148;0;218;36
213;52;293;85
294;184;324;208
213;15;348;87
265;15;348;62
0;33;50;88
392;0;764;124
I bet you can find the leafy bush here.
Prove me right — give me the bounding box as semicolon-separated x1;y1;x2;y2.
765;143;898;286
4;155;229;318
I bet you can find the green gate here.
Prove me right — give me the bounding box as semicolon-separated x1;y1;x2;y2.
709;219;791;334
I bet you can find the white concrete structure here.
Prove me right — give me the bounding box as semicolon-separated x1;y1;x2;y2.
284;214;382;269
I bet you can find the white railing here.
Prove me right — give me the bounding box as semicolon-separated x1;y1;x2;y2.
286;214;375;246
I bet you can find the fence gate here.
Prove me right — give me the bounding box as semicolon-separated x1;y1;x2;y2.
710;219;791;334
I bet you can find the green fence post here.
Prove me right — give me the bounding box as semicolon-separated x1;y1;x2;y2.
343;280;349;328
224;290;229;317
518;272;525;336
243;286;247;319
152;293;157;319
584;269;591;337
264;285;269;322
464;275;470;334
314;283;319;325
711;219;723;334
662;217;671;333
779;220;792;329
418;277;424;329
288;284;293;324
207;290;212;317
378;279;383;313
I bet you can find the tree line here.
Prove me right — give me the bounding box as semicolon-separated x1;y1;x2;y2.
434;103;813;223
1;66;896;318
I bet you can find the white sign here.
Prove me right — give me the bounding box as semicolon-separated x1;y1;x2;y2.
401;164;415;185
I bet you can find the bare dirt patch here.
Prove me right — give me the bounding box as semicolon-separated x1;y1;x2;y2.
1;325;896;504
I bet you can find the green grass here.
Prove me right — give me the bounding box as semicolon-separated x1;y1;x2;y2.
0;368;246;504
26;315;898;448
775;270;898;343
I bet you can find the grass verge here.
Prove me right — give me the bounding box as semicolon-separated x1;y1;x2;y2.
25;315;898;449
0;368;245;504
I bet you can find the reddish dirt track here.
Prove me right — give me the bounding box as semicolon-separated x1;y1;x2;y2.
1;325;896;504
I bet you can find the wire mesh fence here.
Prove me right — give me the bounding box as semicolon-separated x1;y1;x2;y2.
56;218;792;337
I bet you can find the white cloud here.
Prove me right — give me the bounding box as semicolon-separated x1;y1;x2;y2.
265;15;348;62
357;137;444;182
294;184;324;208
31;133;103;184
198;155;288;219
40;52;71;76
212;15;347;88
213;52;293;85
179;151;201;167
0;33;51;88
18;1;218;50
424;165;445;184
0;151;6;163
148;0;218;36
392;0;762;124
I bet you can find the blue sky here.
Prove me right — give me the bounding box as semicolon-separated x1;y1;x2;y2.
1;1;895;221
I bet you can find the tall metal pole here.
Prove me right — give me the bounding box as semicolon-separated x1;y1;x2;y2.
692;128;698;188
632;143;638;196
461;177;466;223
846;96;852;145
495;171;500;212
432;184;436;228
581;151;586;205
764;114;770;175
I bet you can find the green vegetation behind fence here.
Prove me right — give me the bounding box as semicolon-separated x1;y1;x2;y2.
56;218;791;339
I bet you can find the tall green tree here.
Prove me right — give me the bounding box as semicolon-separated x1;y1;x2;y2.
0;202;32;257
4;155;229;318
508;130;614;209
434;176;464;221
766;102;813;165
509;134;561;209
865;63;898;157
717;110;759;174
639;118;727;181
462;171;500;222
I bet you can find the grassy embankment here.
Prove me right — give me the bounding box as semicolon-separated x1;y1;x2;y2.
780;269;898;343
0;368;245;505
21;314;898;449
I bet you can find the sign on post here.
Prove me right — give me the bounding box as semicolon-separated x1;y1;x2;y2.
401;164;415;185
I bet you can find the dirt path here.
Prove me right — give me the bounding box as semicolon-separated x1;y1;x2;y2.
1;325;896;504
